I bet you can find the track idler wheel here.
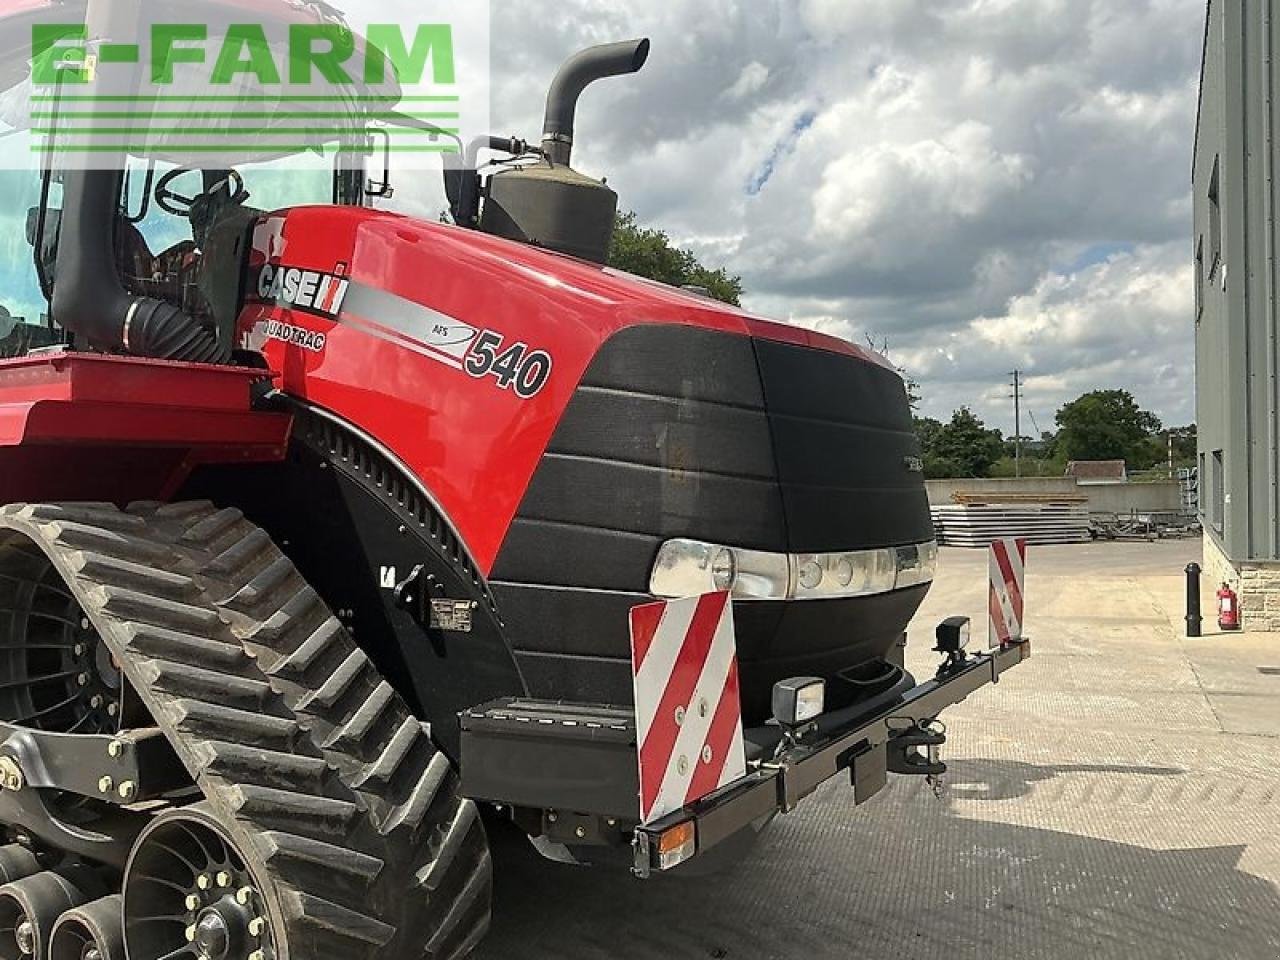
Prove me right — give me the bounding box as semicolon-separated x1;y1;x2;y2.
49;895;124;960
0;848;41;888
0;867;105;960
124;807;278;960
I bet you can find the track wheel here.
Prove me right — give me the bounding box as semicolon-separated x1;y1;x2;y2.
0;848;41;888
124;808;277;960
0;867;104;960
49;895;124;960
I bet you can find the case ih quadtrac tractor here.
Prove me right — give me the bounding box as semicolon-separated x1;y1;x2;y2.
0;2;1030;958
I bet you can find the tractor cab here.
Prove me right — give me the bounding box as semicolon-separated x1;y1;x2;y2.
0;0;424;361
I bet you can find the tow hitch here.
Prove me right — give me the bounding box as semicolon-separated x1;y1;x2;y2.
887;721;947;798
887;722;946;778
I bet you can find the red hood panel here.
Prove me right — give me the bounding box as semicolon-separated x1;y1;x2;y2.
238;207;893;573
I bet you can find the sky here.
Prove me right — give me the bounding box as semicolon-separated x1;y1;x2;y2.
0;0;1205;436
480;0;1205;435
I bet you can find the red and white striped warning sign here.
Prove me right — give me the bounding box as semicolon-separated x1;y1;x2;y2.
629;592;747;825
988;537;1027;648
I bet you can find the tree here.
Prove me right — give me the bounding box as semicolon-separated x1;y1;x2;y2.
609;211;744;306
1054;390;1162;467
918;408;1005;479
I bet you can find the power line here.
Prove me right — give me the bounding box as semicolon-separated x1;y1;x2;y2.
1009;370;1023;478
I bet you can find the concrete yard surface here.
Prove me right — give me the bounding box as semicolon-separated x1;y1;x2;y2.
478;540;1280;960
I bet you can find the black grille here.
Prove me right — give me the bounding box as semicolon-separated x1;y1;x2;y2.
490;324;932;720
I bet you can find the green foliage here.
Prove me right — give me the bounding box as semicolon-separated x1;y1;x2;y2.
1054;390;1162;468
609;211;744;306
915;408;1005;479
988;455;1067;479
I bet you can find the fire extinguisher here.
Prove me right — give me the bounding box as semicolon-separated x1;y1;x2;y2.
1218;583;1242;632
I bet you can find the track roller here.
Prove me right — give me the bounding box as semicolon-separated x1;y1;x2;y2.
0;849;41;888
49;895;124;960
124;807;277;960
0;866;105;960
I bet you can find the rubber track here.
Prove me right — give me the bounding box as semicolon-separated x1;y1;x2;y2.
0;503;491;960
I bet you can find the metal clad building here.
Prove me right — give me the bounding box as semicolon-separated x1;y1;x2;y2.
1195;0;1280;627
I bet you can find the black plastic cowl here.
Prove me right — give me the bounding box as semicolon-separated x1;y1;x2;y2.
52;169;229;365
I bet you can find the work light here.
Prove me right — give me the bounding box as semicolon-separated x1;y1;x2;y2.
772;677;826;727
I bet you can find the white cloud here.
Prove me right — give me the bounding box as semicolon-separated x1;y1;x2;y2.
480;0;1203;433
725;62;770;100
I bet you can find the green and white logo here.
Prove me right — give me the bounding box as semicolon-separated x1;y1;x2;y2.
1;1;490;170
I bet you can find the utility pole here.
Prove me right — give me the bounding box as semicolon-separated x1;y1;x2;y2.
1009;370;1023;478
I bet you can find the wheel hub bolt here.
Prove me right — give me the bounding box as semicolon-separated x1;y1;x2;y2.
215;872;232;888
90;695;103;709
76;674;89;687
248;917;266;938
185;894;202;912
117;781;137;801
97;776;113;794
84;949;102;960
15;918;33;955
236;887;254;906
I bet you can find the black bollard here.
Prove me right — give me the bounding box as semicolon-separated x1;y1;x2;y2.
1186;563;1202;637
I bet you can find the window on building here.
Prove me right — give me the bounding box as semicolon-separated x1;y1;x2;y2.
1198;453;1206;518
1211;450;1225;533
1196;236;1205;321
1208;158;1222;282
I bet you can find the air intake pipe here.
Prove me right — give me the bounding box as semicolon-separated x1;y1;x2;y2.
52;169;229;364
541;38;651;166
52;0;228;364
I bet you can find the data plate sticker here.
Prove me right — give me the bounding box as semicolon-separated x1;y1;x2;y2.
430;600;474;633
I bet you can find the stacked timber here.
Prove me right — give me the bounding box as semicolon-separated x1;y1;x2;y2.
931;492;1091;548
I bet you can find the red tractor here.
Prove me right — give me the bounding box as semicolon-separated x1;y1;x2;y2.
0;3;1030;959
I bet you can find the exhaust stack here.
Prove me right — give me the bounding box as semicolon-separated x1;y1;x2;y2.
478;39;651;265
541;39;651;166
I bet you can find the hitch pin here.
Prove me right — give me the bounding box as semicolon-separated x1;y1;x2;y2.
926;743;943;800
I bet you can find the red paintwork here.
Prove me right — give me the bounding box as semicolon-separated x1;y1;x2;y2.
238;207;890;574
0;352;290;503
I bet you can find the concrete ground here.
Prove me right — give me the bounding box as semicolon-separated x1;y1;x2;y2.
478;540;1280;960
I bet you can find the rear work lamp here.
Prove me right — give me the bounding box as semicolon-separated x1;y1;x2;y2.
772;677;826;728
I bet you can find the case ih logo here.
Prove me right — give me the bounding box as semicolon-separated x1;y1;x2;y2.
253;265;350;319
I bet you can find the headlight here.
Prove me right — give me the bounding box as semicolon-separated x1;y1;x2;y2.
895;541;938;589
649;540;790;600
649;539;938;601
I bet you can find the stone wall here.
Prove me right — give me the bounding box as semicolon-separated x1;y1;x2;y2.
1204;532;1280;632
926;477;1183;515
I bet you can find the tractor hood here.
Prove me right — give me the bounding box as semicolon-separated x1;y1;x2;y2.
237;205;918;574
237;206;930;722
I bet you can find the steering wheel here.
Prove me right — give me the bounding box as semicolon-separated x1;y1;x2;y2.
154;168;249;218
